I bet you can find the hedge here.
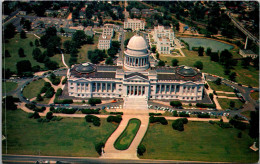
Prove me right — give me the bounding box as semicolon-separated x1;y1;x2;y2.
149;116;168;125
179;112;190;117
110;112;123;115
229;118;248;130
170;101;182;107
137;144;146;156
95;142;105;155
197;113;210;118
85;115;101;126
88;98;102;105
81;108;100;114
54;98;73;104
196;103;216;108
172;119;184;131
107;115;122;123
149;113;162;116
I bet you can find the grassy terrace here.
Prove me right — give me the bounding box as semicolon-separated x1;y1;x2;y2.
125;32;135;40
2;109;117;157
217;98;244;110
2;82;18;93
160;48;259;87
140;121;258;163
207;82;234;92
114;118;141;150
23;79;45;99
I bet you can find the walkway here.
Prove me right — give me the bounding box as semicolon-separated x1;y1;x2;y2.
216;91;235;94
217;96;239;99
205;81;222;110
101;114;149;159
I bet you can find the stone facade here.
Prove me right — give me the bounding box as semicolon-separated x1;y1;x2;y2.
124;19;145;31
68;35;205;101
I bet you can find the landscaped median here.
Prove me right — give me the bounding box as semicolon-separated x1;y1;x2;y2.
114;118;141;150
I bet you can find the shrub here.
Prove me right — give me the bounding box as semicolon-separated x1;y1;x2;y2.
229;118;248;130
196;103;216;108
173;111;178;117
170;101;182;107
218;122;232;128
25;103;36;110
85;115;100;126
44;87;55;98
137;144;146;156
46;112;53;120
204;83;209;89
55;88;63;97
209;120;215;124
82;108;100;114
149;116;168;125
61;108;77;114
209;93;213;100
172;119;184;131
52;78;60;85
37;118;43;123
62;77;67;85
197;113;210;118
56;117;63;121
107;115;122;123
28;113;34;118
149;113;162;116
179;112;190;117
95;142;105;155
180;118;188;124
40;86;48;93
34;106;46;112
33;111;40;119
36;94;43;101
88;98;102;105
50;106;55;112
110;112;123;115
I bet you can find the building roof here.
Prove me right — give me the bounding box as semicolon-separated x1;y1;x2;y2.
127;35;148;50
99;35;112;40
177;66;197;77
125;72;148;80
240;49;257;55
75;63;96;73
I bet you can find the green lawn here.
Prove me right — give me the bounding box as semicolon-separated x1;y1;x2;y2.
23;79;45;99
2;34;45;73
217;98;244;110
250;92;259;100
160;48;259;87
2;81;18;93
208;82;234;92
2;109;117;157
140;121;258;163
216;93;236;97
114;118;141;150
36;98;51;104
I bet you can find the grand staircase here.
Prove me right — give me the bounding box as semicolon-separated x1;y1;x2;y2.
123;96;148;110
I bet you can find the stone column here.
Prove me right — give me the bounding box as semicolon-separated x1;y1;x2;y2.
141;86;143;95
175;85;177;94
160;84;162;94
106;83;108;92
165;85;167;94
170;85;172;94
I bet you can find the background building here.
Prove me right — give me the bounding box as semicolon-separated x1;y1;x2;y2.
124;18;145;31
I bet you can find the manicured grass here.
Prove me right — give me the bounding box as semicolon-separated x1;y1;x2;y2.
217;98;244;110
36;98;51;104
2;82;18;93
250;92;259;100
2;34;45;73
140;121;258;163
125;32;135;40
160;48;259;87
114;118;141;150
76;35;99;64
208;81;234;92
216;93;236;97
2;109;117;157
23;79;45;99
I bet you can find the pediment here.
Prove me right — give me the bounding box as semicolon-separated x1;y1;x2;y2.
183;81;196;85
125;75;148;81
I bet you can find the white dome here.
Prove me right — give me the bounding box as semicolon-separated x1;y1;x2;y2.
127;35;148;50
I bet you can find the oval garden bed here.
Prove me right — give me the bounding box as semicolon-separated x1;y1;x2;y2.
114;118;141;150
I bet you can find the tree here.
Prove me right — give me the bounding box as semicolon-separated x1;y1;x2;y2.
194;61;203;70
229;72;236;81
224;68;230;75
95;142;105;155
18;48;26;57
209;93;213;100
4;23;16;39
45;27;57;36
60;27;65;33
86;36;94;44
107;47;117;58
151;46;156;53
29;41;33;47
172;59;179;66
241;57;251;68
172;119;184;131
175;22;180;31
23;20;31;31
20;30;26;39
170;101;182;107
157;60;165;66
16;60;32;75
210;52;219;62
32;65;41;72
72;30;87;48
2;96;18;110
124;38;130;48
46;112;53;120
215;78;222;85
137;144;146;156
198;46;204;56
35;39;40;47
206;47;212;56
44;60;58;70
32;48;42;61
88;98;102;106
45;87;55;98
253;56;259;68
2;68;14;79
249;111;259;138
36;93;43;101
105;57;114;65
4;50;11;57
229;101;235;108
156;52;159;59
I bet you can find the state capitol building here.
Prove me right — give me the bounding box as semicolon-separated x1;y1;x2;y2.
67;34;205;101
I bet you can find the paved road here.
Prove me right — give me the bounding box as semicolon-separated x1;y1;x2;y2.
3;154;212;163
